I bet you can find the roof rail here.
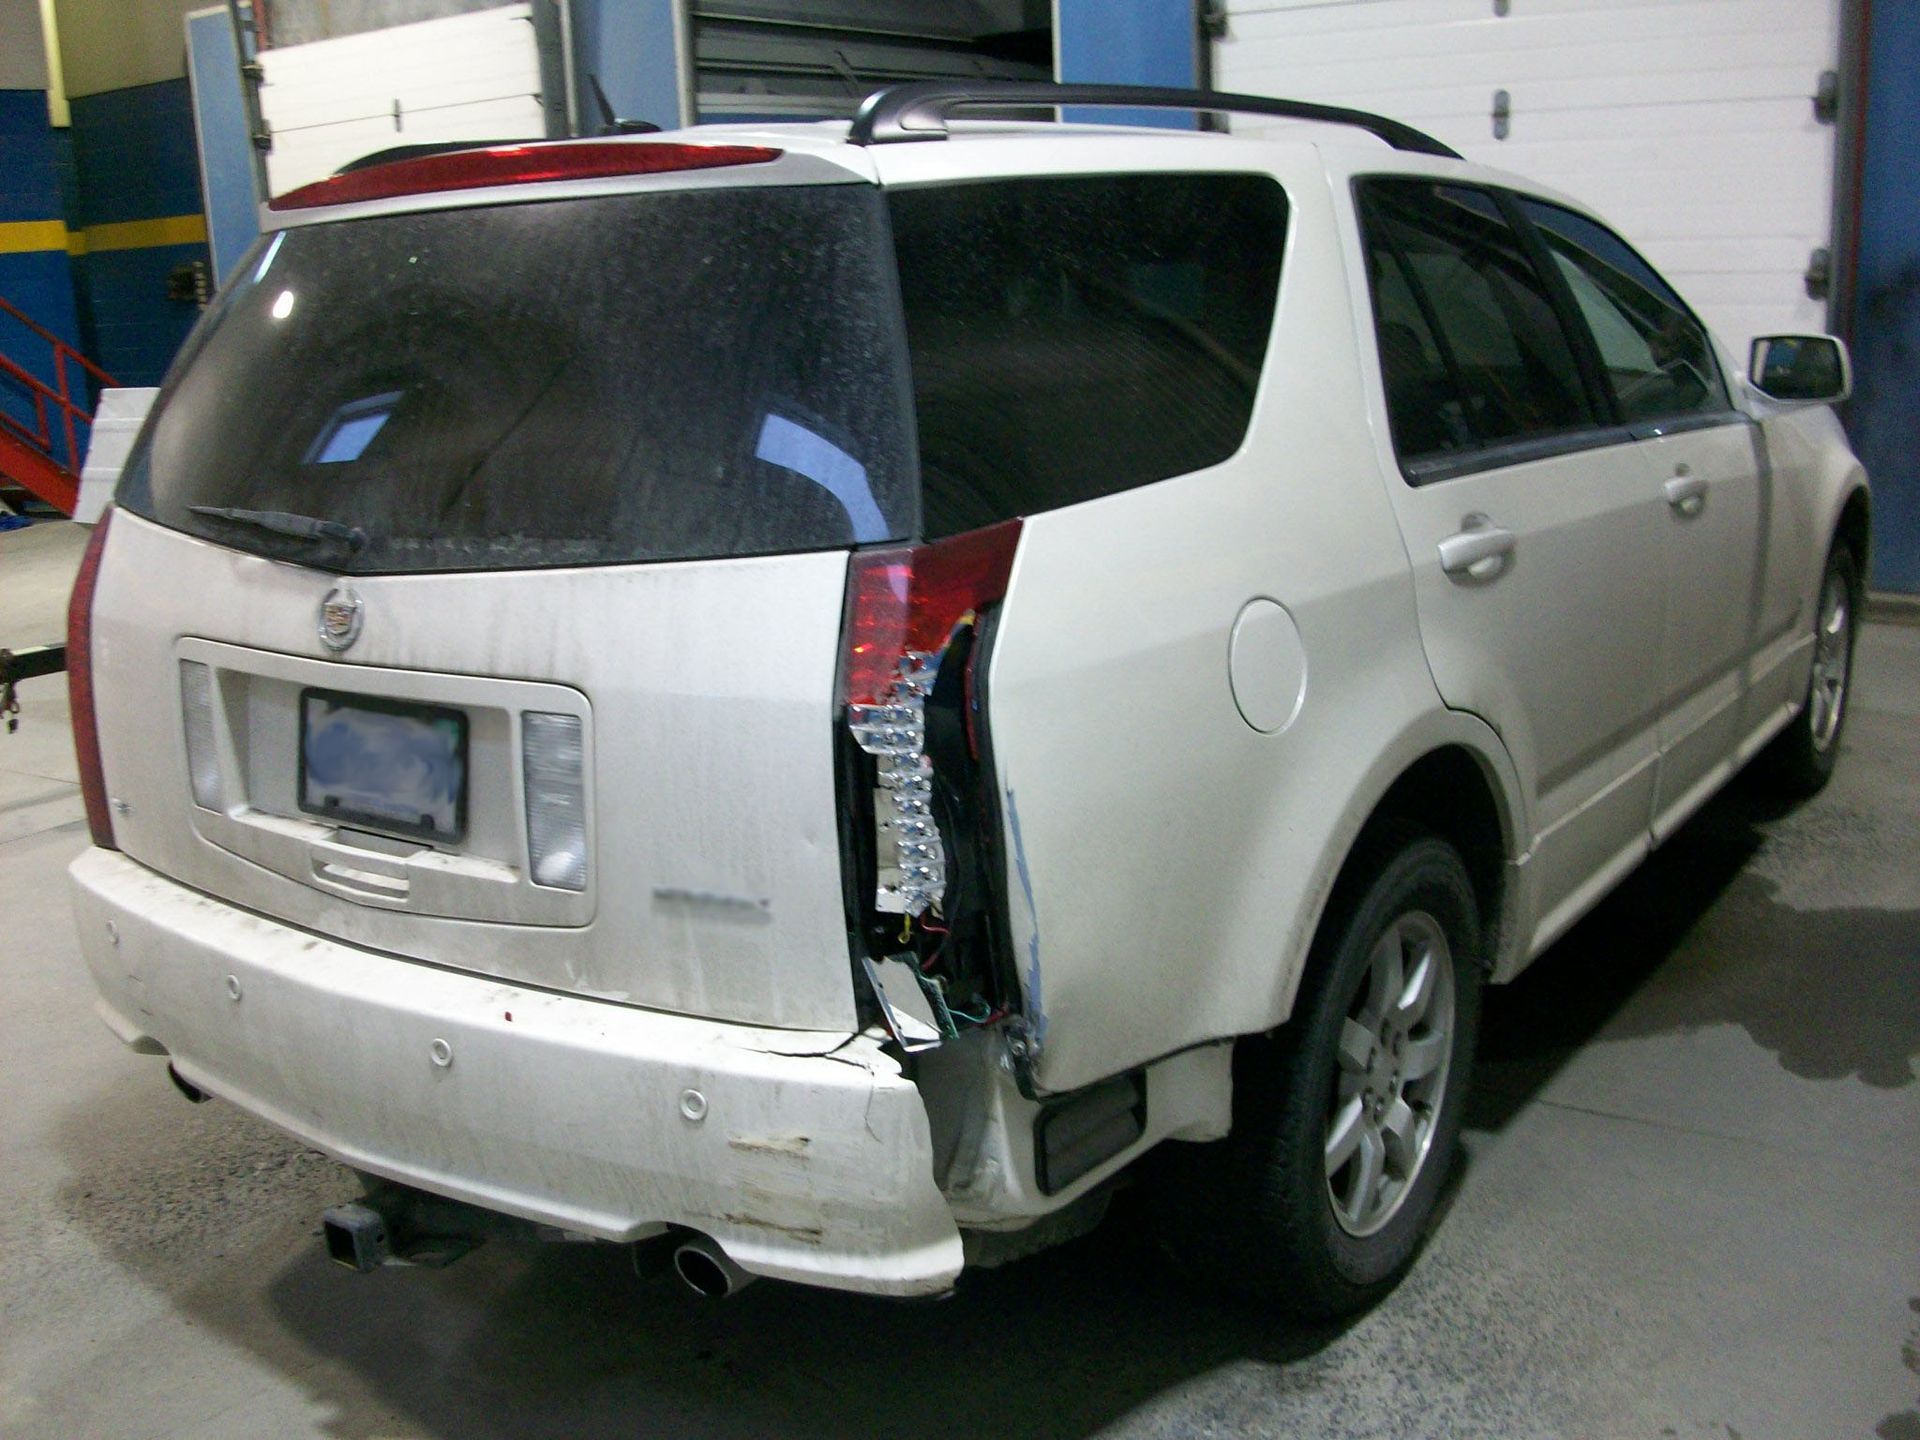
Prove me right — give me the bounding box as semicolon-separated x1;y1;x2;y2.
848;81;1461;159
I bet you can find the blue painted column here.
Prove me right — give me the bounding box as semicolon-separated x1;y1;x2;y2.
1056;0;1199;127
571;0;685;132
187;7;260;286
1847;0;1920;592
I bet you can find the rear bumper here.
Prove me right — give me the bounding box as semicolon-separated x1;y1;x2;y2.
68;847;963;1296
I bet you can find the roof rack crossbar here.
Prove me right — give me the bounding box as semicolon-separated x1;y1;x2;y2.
847;81;1461;159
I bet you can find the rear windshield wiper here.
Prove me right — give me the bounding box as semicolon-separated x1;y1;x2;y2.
188;505;369;552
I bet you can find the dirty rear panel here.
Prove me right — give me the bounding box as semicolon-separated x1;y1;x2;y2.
90;515;864;1030
90;170;922;1033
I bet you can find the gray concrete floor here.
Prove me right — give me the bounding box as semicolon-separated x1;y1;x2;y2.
3;516;1917;1440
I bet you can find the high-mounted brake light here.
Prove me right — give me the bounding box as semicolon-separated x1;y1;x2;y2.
68;510;116;850
268;140;783;212
841;519;1021;916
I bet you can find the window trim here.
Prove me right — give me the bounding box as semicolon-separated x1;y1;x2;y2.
1401;424;1638;485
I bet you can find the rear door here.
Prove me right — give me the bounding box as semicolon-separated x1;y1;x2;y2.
95;167;918;1032
1356;178;1668;947
1515;197;1769;836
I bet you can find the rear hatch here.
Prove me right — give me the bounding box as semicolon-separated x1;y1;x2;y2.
92;154;917;1032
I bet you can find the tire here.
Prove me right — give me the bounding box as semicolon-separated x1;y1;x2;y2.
1148;825;1483;1319
1763;539;1860;799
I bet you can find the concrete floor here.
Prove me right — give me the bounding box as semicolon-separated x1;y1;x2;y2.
3;516;1917;1440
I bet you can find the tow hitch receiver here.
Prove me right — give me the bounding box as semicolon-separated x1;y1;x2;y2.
321;1181;533;1271
321;1202;395;1272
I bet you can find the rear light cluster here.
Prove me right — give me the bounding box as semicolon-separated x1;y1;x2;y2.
522;712;587;891
840;520;1021;917
268;140;782;212
67;511;116;849
178;660;223;811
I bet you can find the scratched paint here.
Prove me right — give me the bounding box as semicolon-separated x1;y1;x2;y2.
1003;785;1047;1047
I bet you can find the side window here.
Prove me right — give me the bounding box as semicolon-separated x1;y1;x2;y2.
1357;179;1600;475
888;173;1288;537
1517;199;1729;425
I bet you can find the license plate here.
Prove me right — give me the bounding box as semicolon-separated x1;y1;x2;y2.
298;689;468;842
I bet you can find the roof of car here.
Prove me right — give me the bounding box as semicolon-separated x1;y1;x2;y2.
258;107;1600;236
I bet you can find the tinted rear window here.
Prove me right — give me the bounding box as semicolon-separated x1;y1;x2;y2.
888;173;1287;537
120;184;917;572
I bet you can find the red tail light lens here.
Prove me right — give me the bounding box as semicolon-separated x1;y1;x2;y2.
67;510;117;850
269;140;783;211
840;520;1021;918
840;519;1023;707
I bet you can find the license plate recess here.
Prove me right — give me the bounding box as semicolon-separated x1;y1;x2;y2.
298;688;469;842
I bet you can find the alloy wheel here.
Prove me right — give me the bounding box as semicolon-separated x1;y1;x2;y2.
1808;567;1852;752
1326;910;1456;1237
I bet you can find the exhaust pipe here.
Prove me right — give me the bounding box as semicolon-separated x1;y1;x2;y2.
167;1064;208;1104
672;1235;756;1299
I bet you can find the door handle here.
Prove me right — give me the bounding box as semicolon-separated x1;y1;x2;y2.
1665;473;1709;517
1437;520;1516;581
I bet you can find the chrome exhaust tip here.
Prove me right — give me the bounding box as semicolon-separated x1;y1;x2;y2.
671;1235;756;1299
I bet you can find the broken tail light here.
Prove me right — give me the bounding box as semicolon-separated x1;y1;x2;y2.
839;520;1021;918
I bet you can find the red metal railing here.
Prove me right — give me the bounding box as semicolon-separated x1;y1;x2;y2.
0;293;119;479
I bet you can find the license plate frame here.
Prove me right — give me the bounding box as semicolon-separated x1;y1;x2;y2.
297;688;469;843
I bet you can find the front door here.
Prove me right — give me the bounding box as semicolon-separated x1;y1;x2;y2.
1514;197;1769;834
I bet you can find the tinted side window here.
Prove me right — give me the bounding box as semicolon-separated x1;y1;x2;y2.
1518;199;1729;425
1358;180;1599;472
888;173;1287;536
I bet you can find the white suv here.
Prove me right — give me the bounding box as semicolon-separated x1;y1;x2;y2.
66;82;1868;1315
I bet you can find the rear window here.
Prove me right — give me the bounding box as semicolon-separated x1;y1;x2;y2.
119;183;918;573
888;173;1288;537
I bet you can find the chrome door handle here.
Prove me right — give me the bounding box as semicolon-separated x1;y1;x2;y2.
1437;521;1516;581
1665;473;1709;517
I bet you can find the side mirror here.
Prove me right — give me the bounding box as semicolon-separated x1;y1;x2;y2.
1748;334;1851;404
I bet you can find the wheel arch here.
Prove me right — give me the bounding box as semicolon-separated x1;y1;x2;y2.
1834;479;1871;577
1267;712;1527;1027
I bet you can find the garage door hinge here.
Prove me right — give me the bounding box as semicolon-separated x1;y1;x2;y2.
1492;88;1511;141
1813;68;1840;124
1805;247;1832;301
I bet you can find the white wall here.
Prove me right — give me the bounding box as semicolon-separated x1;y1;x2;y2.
55;0;203;95
0;0;51;90
1217;0;1843;347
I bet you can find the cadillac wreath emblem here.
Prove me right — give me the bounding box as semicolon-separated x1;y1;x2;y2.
318;583;363;653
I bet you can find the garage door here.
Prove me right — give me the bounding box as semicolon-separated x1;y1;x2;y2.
1214;0;1842;351
256;2;565;197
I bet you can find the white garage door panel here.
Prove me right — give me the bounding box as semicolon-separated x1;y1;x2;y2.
259;4;551;197
1240;67;1818;121
1228;0;1818;45
1219;0;1840;342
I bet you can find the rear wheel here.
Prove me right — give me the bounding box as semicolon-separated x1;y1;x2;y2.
1764;540;1860;798
1149;828;1482;1318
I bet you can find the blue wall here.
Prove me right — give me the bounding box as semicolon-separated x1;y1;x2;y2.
1057;0;1199;126
572;0;683;131
67;80;209;386
1848;1;1920;593
0;89;83;445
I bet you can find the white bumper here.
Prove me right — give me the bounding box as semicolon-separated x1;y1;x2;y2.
68;848;963;1296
